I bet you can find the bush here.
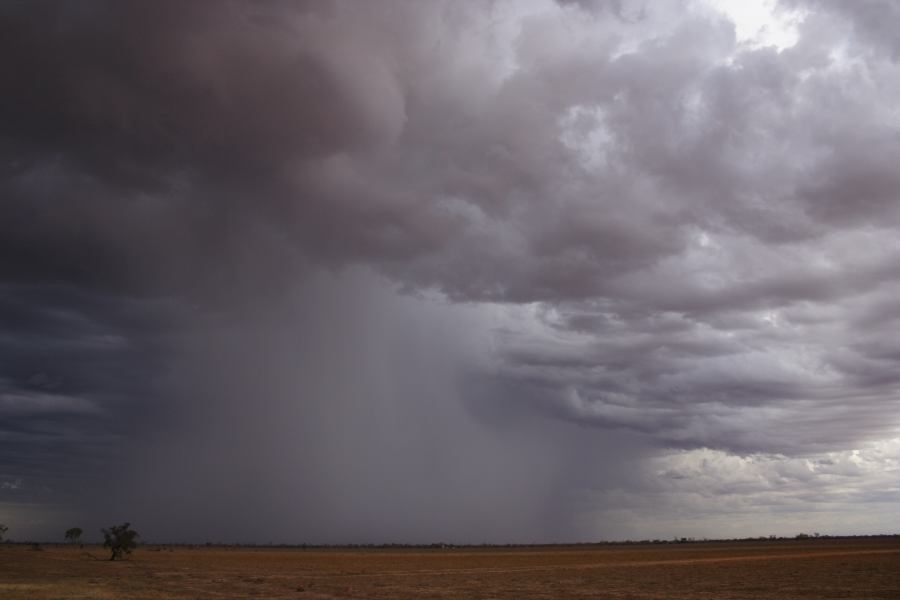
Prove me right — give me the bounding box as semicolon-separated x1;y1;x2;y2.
102;522;139;561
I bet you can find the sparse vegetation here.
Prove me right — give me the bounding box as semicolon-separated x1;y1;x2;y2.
101;522;139;561
0;537;897;599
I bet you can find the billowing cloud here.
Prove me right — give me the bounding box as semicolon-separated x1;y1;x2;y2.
1;0;899;541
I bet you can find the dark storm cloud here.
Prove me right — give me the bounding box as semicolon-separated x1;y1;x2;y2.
0;283;180;498
3;0;897;299
2;0;900;541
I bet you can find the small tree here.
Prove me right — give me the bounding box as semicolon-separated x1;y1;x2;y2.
0;524;7;542
65;527;83;546
101;522;139;561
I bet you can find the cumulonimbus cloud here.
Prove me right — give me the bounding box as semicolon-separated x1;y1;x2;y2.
1;0;899;541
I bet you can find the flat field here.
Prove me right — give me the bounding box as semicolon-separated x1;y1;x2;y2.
2;538;898;599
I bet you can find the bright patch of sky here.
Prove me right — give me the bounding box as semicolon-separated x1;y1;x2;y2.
701;0;806;51
574;437;900;540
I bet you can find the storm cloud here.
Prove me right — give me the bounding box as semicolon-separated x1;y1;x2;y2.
1;0;899;542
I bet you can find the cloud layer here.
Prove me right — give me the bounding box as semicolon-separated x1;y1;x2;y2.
1;0;899;541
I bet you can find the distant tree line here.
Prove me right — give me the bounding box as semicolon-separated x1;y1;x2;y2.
0;522;897;553
0;522;139;561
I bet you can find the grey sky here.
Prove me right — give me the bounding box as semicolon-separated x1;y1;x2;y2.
1;0;898;542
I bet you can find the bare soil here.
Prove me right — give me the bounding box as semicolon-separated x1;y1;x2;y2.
1;538;898;599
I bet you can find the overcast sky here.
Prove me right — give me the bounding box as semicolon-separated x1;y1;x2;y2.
2;0;899;544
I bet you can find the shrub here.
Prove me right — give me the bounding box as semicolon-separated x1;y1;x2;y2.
102;522;139;561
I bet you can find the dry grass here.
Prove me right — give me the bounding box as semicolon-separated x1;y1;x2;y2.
1;538;898;599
